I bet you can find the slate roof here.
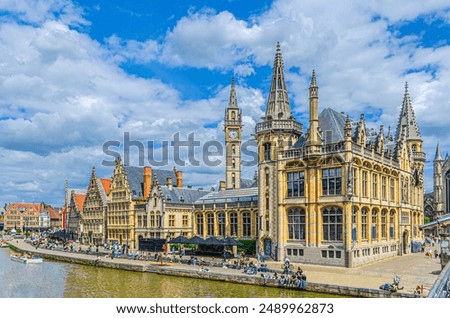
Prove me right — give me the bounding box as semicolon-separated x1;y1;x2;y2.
319;108;347;143
195;187;258;204
160;186;209;204
240;178;257;188
292;107;396;155
74;194;86;211
96;178;111;204
123;166;178;199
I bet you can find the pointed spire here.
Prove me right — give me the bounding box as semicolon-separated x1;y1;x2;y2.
265;42;292;120
386;125;393;141
395;82;421;141
435;143;443;161
310;69;317;87
228;76;238;108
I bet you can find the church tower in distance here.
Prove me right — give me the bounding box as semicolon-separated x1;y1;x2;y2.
224;76;242;189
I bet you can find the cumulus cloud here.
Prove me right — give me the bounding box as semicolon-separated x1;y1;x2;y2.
2;0;450;206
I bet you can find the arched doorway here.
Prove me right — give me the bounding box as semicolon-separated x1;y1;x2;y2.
402;230;409;254
263;238;272;257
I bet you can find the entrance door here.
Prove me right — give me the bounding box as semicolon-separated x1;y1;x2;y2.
403;231;409;254
264;239;272;256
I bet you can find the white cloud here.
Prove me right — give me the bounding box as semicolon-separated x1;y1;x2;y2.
2;0;450;206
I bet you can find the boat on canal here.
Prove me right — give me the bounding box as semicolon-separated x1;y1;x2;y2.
10;254;43;264
1;241;9;248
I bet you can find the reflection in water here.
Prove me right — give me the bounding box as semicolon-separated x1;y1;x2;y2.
63;265;330;298
1;249;335;298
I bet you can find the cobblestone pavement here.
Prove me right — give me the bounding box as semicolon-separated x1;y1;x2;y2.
8;239;442;296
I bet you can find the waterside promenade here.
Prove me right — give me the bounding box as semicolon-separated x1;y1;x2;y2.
6;239;442;298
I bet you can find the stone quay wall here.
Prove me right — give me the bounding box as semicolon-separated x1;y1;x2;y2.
8;242;415;298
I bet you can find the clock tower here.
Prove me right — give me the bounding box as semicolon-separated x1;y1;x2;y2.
224;76;242;189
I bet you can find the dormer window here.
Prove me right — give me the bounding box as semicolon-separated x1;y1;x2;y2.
180;196;185;203
166;195;171;202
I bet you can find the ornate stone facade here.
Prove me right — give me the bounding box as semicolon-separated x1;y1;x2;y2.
255;43;425;267
82;167;111;245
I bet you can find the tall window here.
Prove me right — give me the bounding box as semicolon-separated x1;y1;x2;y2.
150;212;155;227
352;207;358;241
381;210;387;239
446;172;450;214
390;178;395;201
361;208;368;240
182;215;188;227
207;213;214;236
169;214;175;227
389;210;395;238
352;167;358;196
322;168;342;195
362;171;368;197
372;173;378;199
287;208;306;240
322;207;343;241
381;176;387;200
371;209;378;240
242;212;251;237
287;171;305;197
230;213;238;236
196;214;204;236
218;212;225;236
264;143;271;161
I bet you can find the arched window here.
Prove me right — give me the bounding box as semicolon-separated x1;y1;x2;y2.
389;210;395;239
231;111;236;120
322;207;343;241
264;143;271;161
372;209;378;240
287;208;306;240
207;213;214;236
352;207;358;241
218;212;225;236
242;212;251;237
381;209;387;239
230;213;238;236
361;208;368;240
196;214;204;236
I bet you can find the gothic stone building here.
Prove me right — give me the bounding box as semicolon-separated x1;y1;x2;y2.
254;44;424;267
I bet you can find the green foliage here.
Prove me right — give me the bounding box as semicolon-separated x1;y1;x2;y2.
424;216;431;224
237;239;256;255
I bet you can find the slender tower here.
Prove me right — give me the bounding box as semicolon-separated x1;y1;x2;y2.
434;143;444;216
224;77;242;189
255;43;302;259
305;70;322;151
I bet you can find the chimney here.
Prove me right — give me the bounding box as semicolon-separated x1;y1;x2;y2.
176;170;183;188
166;176;173;190
219;181;226;191
143;166;152;199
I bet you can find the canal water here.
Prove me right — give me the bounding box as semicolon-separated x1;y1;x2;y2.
0;248;336;298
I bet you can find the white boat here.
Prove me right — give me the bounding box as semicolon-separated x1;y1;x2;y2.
0;241;9;248
10;255;43;264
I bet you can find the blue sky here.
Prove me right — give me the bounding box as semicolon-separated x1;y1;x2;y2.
1;0;450;207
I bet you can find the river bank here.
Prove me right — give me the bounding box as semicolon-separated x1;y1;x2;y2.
7;239;437;298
